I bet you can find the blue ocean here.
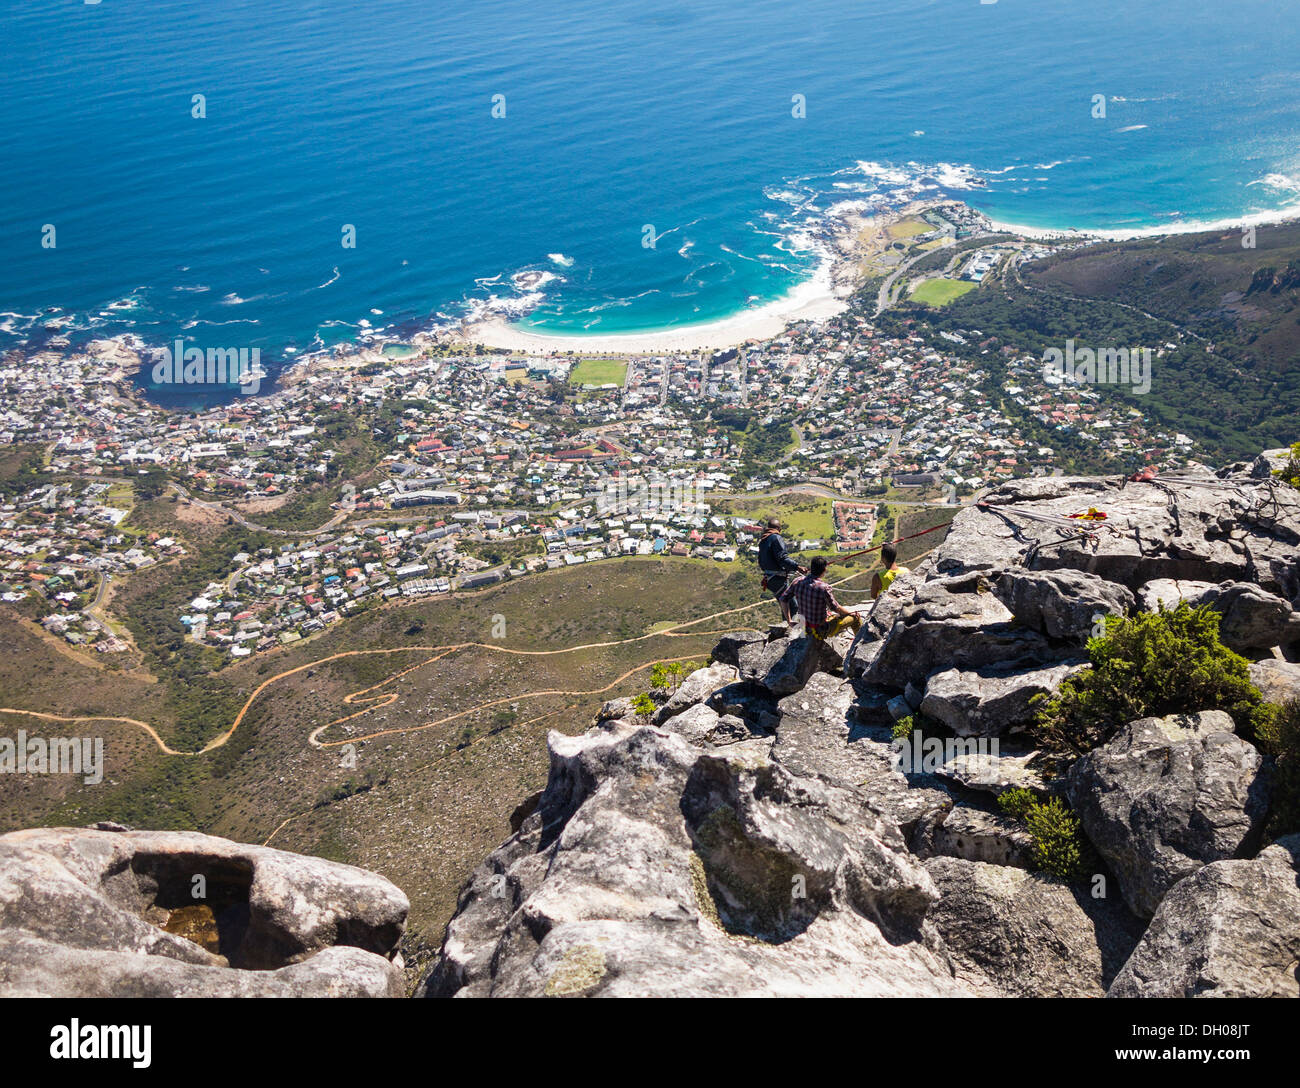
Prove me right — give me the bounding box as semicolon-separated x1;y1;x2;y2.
2;0;1299;405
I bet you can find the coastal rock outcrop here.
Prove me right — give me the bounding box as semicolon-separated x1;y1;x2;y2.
418;455;1300;999
0;827;408;997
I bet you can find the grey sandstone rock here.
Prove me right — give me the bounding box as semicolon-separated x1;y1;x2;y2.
422;721;970;997
920;805;1034;869
1066;711;1273;918
994;568;1135;642
862;573;1054;690
1108;834;1300;998
0;827;408;997
654;661;739;723
710;630;769;668
771;672;952;838
1139;579;1300;651
925;856;1144;997
920;660;1087;737
1249;658;1300;704
737;634;839;696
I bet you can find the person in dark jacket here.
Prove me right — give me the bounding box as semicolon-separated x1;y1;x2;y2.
757;518;805;622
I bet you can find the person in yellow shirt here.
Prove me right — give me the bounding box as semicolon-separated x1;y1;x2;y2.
869;542;909;599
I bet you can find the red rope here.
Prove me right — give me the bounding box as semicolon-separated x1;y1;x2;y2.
829;520;952;565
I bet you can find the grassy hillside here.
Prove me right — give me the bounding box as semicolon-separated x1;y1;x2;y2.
1024;221;1300;375
0;554;787;971
881;222;1300;465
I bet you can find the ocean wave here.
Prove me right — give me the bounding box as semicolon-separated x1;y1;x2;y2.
1251;172;1300;194
548;253;575;267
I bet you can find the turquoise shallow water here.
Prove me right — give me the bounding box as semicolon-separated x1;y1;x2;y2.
2;0;1298;406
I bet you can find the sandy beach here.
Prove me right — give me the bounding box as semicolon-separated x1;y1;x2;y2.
458;260;852;355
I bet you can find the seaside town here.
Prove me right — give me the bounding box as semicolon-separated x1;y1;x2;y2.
0;207;1196;660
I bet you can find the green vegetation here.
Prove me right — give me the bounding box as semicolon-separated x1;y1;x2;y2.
1257;699;1300;839
891;715;914;744
630;692;656;716
711;493;834;544
995;787;1036;821
650;661;700;692
885;217;932;241
0;443;48;498
569;358;628;386
1275;441;1300;489
1033;605;1270;756
243;409;384;531
996;789;1087;880
710;408;797;479
1024;797;1086;881
908;278;976;307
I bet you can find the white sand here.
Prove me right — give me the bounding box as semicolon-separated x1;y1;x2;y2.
460;262;850;355
986;200;1300;242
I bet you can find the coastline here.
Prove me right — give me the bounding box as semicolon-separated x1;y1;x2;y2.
34;193;1300;398
452;200;891;357
984;199;1300;243
458;265;850;355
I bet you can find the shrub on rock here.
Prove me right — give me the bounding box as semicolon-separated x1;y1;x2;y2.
1256;698;1300;839
1033;604;1269;755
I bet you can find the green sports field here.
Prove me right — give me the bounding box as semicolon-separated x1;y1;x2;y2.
909;278;977;306
569;358;628;385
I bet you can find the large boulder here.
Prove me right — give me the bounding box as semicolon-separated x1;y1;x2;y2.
1065;711;1273;918
994;568;1135;642
654;661;739;723
862;573;1054;690
930;745;1049;795
1248;658;1300;705
1136;578;1219;613
1139;579;1300;651
660;702;760;748
737;634;838;696
917;805;1034;869
920;660;1087;737
771;672;952;839
1108;834;1300;998
709;630;769;668
421;721;970;997
1198;582;1300;651
0;827;408;997
925;857;1144;998
844;569;927;678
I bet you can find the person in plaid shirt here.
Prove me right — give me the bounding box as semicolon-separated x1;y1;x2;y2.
791;556;862;639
